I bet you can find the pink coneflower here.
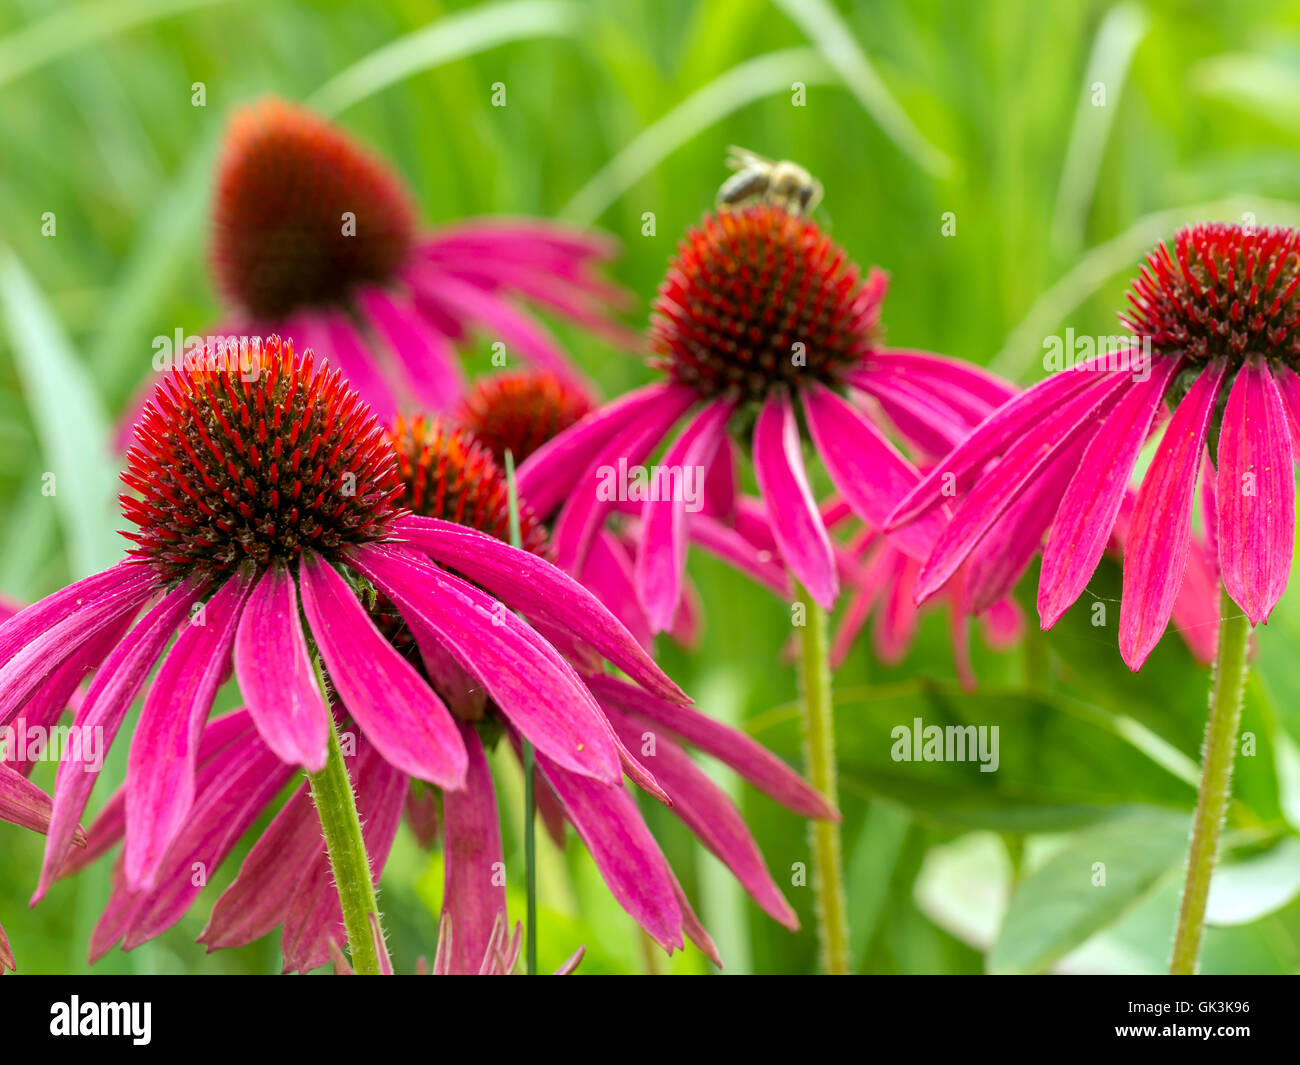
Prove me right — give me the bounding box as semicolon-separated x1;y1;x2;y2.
40;392;833;971
117;98;631;448
3;336;680;917
518;204;1014;628
891;222;1298;670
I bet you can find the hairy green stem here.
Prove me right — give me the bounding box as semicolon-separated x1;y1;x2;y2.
796;583;850;974
307;708;383;975
1169;586;1251;975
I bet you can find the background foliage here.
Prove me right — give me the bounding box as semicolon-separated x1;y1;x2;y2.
3;0;1300;974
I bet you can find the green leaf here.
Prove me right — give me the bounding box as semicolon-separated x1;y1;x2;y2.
0;247;120;577
826;682;1197;832
988;809;1190;974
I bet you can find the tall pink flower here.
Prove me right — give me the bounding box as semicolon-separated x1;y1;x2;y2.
118;97;631;446
891;222;1297;669
1;336;681;914
518;204;1012;627
36;390;833;971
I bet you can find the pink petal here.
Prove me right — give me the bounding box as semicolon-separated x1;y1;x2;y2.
607;709;798;929
551;390;697;572
587;673;837;821
125;567;255;890
234;562;329;772
517;383;692;518
357;285;465;410
349;543;621;785
1217;358;1295;625
391;515;687;704
1038;358;1182;627
915;369;1133;602
298;553;467;788
1119;360;1229;670
36;576;205;903
637;397;736;632
888;362;1125;530
753;391;837;608
441;722;506;974
802;382;944;561
535;752;684;953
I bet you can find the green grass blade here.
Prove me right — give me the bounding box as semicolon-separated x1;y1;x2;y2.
307;0;583;117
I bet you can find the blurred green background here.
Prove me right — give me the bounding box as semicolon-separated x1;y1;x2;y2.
4;0;1300;974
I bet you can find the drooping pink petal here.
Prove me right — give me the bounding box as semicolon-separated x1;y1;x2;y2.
964;432;1090;613
1217;358;1295;625
607;709;797;929
0;761;62;836
587;674;837;821
915;369;1133;602
688;514;792;597
202;785;319;953
391;515;687;704
0;561;145;665
124;568;254;890
2;609;135;778
1038;359;1182;627
875;555;921;663
637;397;736;631
0;564;157;727
36;576;205;903
121;716;293;950
298;552;467;788
302;309;396;418
234;562;329;772
357;285;465;410
580;531;653;651
517;383;693;518
855;349;1018;416
349;543;621;785
551;389;698;572
1120;360;1229;670
441;722;506;975
888;361;1127;530
802;382;945;561
753;391;837;608
535;751;685;953
411;270;590;388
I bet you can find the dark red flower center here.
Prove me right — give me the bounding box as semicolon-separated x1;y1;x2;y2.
1122;222;1300;365
454;371;594;465
212;97;416;322
121;336;404;581
650;204;882;402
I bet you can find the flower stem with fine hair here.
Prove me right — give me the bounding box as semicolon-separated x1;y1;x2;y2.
796;582;850;974
1170;586;1251;975
307;672;384;975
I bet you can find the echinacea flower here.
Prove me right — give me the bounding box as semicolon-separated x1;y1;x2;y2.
36;368;833;971
118;97;632;447
518;204;1014;627
890;222;1297;669
5;335;680;917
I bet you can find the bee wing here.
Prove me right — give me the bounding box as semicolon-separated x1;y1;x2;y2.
724;145;772;172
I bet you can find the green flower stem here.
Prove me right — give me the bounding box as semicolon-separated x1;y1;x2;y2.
504;448;538;976
1169;585;1252;975
306;706;383;975
795;582;850;974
